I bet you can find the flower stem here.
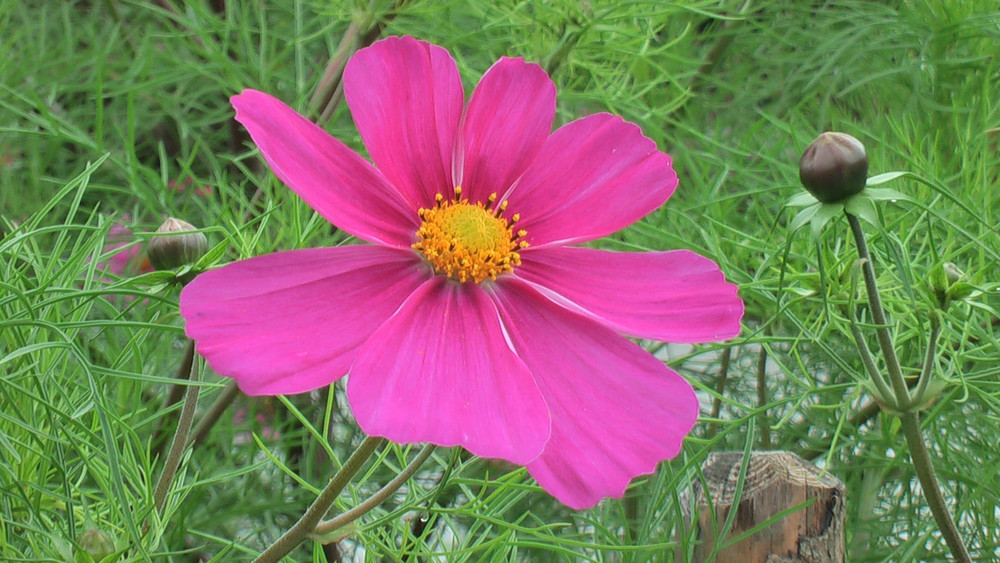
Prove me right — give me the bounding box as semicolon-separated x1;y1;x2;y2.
707;346;732;439
897;411;970;562
847;313;896;409
254;436;386;563
755;342;772;449
188;379;240;448
845;214;909;409
845;212;970;562
313;444;436;536
150;339;197;459
151;340;200;516
911;313;942;407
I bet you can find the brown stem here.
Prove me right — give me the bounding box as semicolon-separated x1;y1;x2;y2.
756;343;772;449
151;340;197;460
707;346;733;439
254;437;386;563
313;444;436;536
188;379;241;447
150;342;200;519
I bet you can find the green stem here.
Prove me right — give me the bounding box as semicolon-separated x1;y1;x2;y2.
707;346;732;439
845;212;970;562
847;315;897;409
911;313;942;407
254;436;386;563
188;379;240;447
898;412;971;562
313;444;436;536
846;213;910;410
151;340;200;516
150;339;197;459
755;342;772;449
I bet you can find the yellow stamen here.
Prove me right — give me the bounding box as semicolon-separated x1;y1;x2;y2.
412;187;528;283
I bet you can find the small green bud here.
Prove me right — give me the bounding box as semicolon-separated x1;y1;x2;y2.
931;262;976;309
799;132;869;203
943;262;964;285
147;217;208;270
77;528;115;561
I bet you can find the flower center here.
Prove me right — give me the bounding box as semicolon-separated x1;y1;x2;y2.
412;187;528;283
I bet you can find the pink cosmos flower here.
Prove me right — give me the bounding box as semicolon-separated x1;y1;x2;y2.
180;36;743;509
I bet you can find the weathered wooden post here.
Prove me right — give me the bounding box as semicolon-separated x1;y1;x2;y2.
684;451;845;562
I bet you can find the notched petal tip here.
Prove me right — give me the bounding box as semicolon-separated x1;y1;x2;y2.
508;113;678;247
491;279;699;510
518;247;743;343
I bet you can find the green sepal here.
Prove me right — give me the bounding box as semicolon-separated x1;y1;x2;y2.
864;187;912;202
843;192;879;226
865;171;909;186
790;203;821;232
860;379;903;417
910;377;950;412
946;282;977;302
130;270;184;286
787;175;910;236
786;191;819;208
810;201;844;238
308;521;359;545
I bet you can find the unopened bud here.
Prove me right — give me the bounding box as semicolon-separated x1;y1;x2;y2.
799;132;869;203
77;528;115;561
943;262;964;285
147;217;208;270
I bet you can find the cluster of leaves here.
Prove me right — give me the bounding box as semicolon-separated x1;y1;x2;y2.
1;0;997;561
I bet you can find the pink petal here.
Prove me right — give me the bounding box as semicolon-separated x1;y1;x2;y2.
103;243;141;276
517;247;743;342
231;90;418;247
456;57;555;203
506;113;677;246
345;37;464;210
180;245;429;395
347;277;550;464
489;278;699;509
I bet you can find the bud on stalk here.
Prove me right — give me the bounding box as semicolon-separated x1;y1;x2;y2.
799;131;869;203
147;217;208;270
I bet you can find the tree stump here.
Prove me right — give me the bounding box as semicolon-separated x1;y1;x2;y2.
685;451;845;563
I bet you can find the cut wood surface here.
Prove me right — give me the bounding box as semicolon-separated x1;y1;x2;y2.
686;451;845;563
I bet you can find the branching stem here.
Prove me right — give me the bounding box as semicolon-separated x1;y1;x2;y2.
254;436;386;563
314;444;437;537
846;212;970;562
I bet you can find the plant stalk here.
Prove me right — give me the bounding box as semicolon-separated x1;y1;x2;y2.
188;379;241;447
314;444;436;536
911;313;942;407
151;340;201;517
846;212;970;562
897;411;970;562
254;436;386;563
845;214;909;409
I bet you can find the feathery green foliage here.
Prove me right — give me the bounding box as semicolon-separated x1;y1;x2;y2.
1;1;997;560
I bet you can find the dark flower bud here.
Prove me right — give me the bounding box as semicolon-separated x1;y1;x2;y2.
77;528;116;561
147;217;208;270
799;132;869;203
